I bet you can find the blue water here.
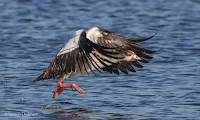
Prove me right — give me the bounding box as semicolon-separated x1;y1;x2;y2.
1;0;200;119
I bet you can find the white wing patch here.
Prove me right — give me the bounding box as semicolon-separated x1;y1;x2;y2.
57;37;79;56
86;27;103;44
57;29;86;56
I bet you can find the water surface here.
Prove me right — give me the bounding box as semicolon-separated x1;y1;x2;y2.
0;0;200;119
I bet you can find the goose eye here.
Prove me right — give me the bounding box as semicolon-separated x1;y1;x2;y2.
124;51;131;56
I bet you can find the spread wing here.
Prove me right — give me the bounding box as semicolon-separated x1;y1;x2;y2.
87;27;155;60
87;27;156;75
34;28;156;81
34;30;120;82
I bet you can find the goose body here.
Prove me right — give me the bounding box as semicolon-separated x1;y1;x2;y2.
34;27;155;98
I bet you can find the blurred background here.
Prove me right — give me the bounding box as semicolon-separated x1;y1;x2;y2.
0;0;200;119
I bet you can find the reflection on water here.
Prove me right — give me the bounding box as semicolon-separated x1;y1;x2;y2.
51;108;89;120
51;108;132;120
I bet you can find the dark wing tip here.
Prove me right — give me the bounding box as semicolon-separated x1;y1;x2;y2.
131;61;144;68
128;31;157;43
146;50;156;54
138;59;149;63
33;74;44;82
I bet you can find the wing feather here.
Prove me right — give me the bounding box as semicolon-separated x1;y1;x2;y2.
34;31;110;81
87;27;155;60
34;27;156;82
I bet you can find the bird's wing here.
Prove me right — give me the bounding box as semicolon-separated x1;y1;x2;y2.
34;30;119;82
87;27;156;60
87;27;156;74
102;61;144;75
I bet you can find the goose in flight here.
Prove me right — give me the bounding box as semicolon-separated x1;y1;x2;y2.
34;27;155;98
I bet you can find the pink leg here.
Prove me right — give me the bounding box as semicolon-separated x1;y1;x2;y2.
53;79;86;98
53;87;64;98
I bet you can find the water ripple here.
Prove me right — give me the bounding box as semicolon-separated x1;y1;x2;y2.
1;0;200;120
